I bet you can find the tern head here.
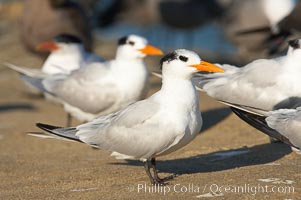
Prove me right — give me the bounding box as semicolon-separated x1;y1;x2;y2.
36;34;83;53
160;49;224;79
116;34;163;59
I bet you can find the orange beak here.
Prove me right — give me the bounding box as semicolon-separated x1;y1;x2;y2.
139;44;163;55
36;41;60;52
190;61;224;73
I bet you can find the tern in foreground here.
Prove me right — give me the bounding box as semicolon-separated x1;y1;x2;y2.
33;49;224;184
22;35;163;125
195;39;301;142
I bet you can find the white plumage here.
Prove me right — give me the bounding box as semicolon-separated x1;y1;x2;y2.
266;107;301;149
31;35;162;122
34;49;224;184
197;39;301;114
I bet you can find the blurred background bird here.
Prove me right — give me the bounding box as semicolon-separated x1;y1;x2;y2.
9;35;163;126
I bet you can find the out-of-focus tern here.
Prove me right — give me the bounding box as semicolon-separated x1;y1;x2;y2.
24;35;163;125
6;34;102;78
5;34;102;94
196;39;301;141
37;34;102;75
32;49;224;184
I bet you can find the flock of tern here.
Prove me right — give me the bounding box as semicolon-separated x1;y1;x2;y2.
6;33;301;184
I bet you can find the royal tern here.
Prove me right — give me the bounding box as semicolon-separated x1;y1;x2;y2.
32;49;224;184
5;34;102;94
5;34;102;77
24;35;163;125
197;39;301;112
37;34;102;75
196;39;301;141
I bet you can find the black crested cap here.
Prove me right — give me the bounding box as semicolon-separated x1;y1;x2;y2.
54;34;82;44
159;51;177;69
118;36;128;45
288;39;300;49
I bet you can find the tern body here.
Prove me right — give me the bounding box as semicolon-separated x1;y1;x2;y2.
27;35;163;123
196;39;301;143
34;49;224;184
197;39;301;113
46;57;149;122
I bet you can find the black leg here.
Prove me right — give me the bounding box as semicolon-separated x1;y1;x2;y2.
151;158;174;184
151;158;163;183
66;113;72;127
143;160;155;184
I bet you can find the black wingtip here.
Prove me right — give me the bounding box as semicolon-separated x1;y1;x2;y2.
36;123;63;133
230;107;297;148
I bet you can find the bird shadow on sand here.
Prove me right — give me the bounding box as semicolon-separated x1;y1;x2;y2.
0;103;36;113
110;143;291;176
201;107;232;132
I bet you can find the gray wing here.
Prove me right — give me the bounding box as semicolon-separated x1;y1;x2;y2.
266;107;301;149
4;62;48;78
43;63;118;114
230;107;297;148
196;58;284;110
75;99;182;159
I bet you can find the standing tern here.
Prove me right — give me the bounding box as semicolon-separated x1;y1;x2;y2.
5;34;102;94
24;35;163;125
196;39;301;141
33;49;224;184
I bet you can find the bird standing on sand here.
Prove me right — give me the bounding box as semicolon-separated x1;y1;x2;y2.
22;35;163;125
32;49;224;184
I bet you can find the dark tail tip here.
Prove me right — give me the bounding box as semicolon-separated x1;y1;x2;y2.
36;123;62;133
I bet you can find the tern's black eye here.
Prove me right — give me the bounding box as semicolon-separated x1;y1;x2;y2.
179;55;188;62
128;41;135;46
